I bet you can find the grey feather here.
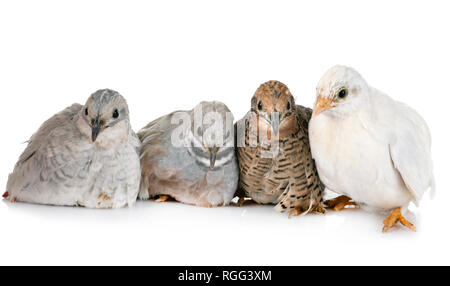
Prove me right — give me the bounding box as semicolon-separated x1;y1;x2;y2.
5;89;141;208
138;101;239;207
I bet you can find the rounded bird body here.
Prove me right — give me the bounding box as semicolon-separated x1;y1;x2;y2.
310;103;413;210
5;89;141;208
138;101;239;207
310;65;434;231
237;81;325;216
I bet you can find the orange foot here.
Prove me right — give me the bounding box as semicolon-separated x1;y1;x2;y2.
155;195;171;203
312;204;327;214
325;195;357;211
2;191;8;198
289;204;327;218
382;207;416;233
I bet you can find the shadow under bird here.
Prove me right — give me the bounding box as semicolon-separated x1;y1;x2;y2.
236;80;325;216
309;65;435;232
138;101;239;207
3;89;141;208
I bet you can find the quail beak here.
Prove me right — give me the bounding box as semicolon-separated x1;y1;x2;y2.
312;96;333;117
270;112;280;136
91;118;101;142
209;146;219;169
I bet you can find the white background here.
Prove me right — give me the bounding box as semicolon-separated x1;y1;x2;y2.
0;0;448;266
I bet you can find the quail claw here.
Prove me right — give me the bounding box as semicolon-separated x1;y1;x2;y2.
325;195;358;211
382;208;416;233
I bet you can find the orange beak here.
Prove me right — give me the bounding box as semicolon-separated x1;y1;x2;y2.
312;96;333;117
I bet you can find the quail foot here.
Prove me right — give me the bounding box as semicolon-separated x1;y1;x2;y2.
236;81;325;216
309;65;435;232
4;89;141;208
138;101;239;207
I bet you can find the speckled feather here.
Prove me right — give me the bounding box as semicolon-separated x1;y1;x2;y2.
236;81;324;215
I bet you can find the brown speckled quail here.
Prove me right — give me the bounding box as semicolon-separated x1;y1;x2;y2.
236;80;325;216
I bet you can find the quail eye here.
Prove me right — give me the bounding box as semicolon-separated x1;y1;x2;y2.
287;102;291;110
338;88;348;99
258;101;263;111
85;108;89;116
113;109;119;119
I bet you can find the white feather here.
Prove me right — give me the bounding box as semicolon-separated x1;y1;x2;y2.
309;66;434;211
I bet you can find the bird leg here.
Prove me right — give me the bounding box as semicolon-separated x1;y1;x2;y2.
2;191;8;199
155;195;171;203
382;207;416;233
289;203;327;218
235;197;257;207
289;207;303;218
325;195;357;211
312;204;327;214
233;188;256;206
237;197;245;206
